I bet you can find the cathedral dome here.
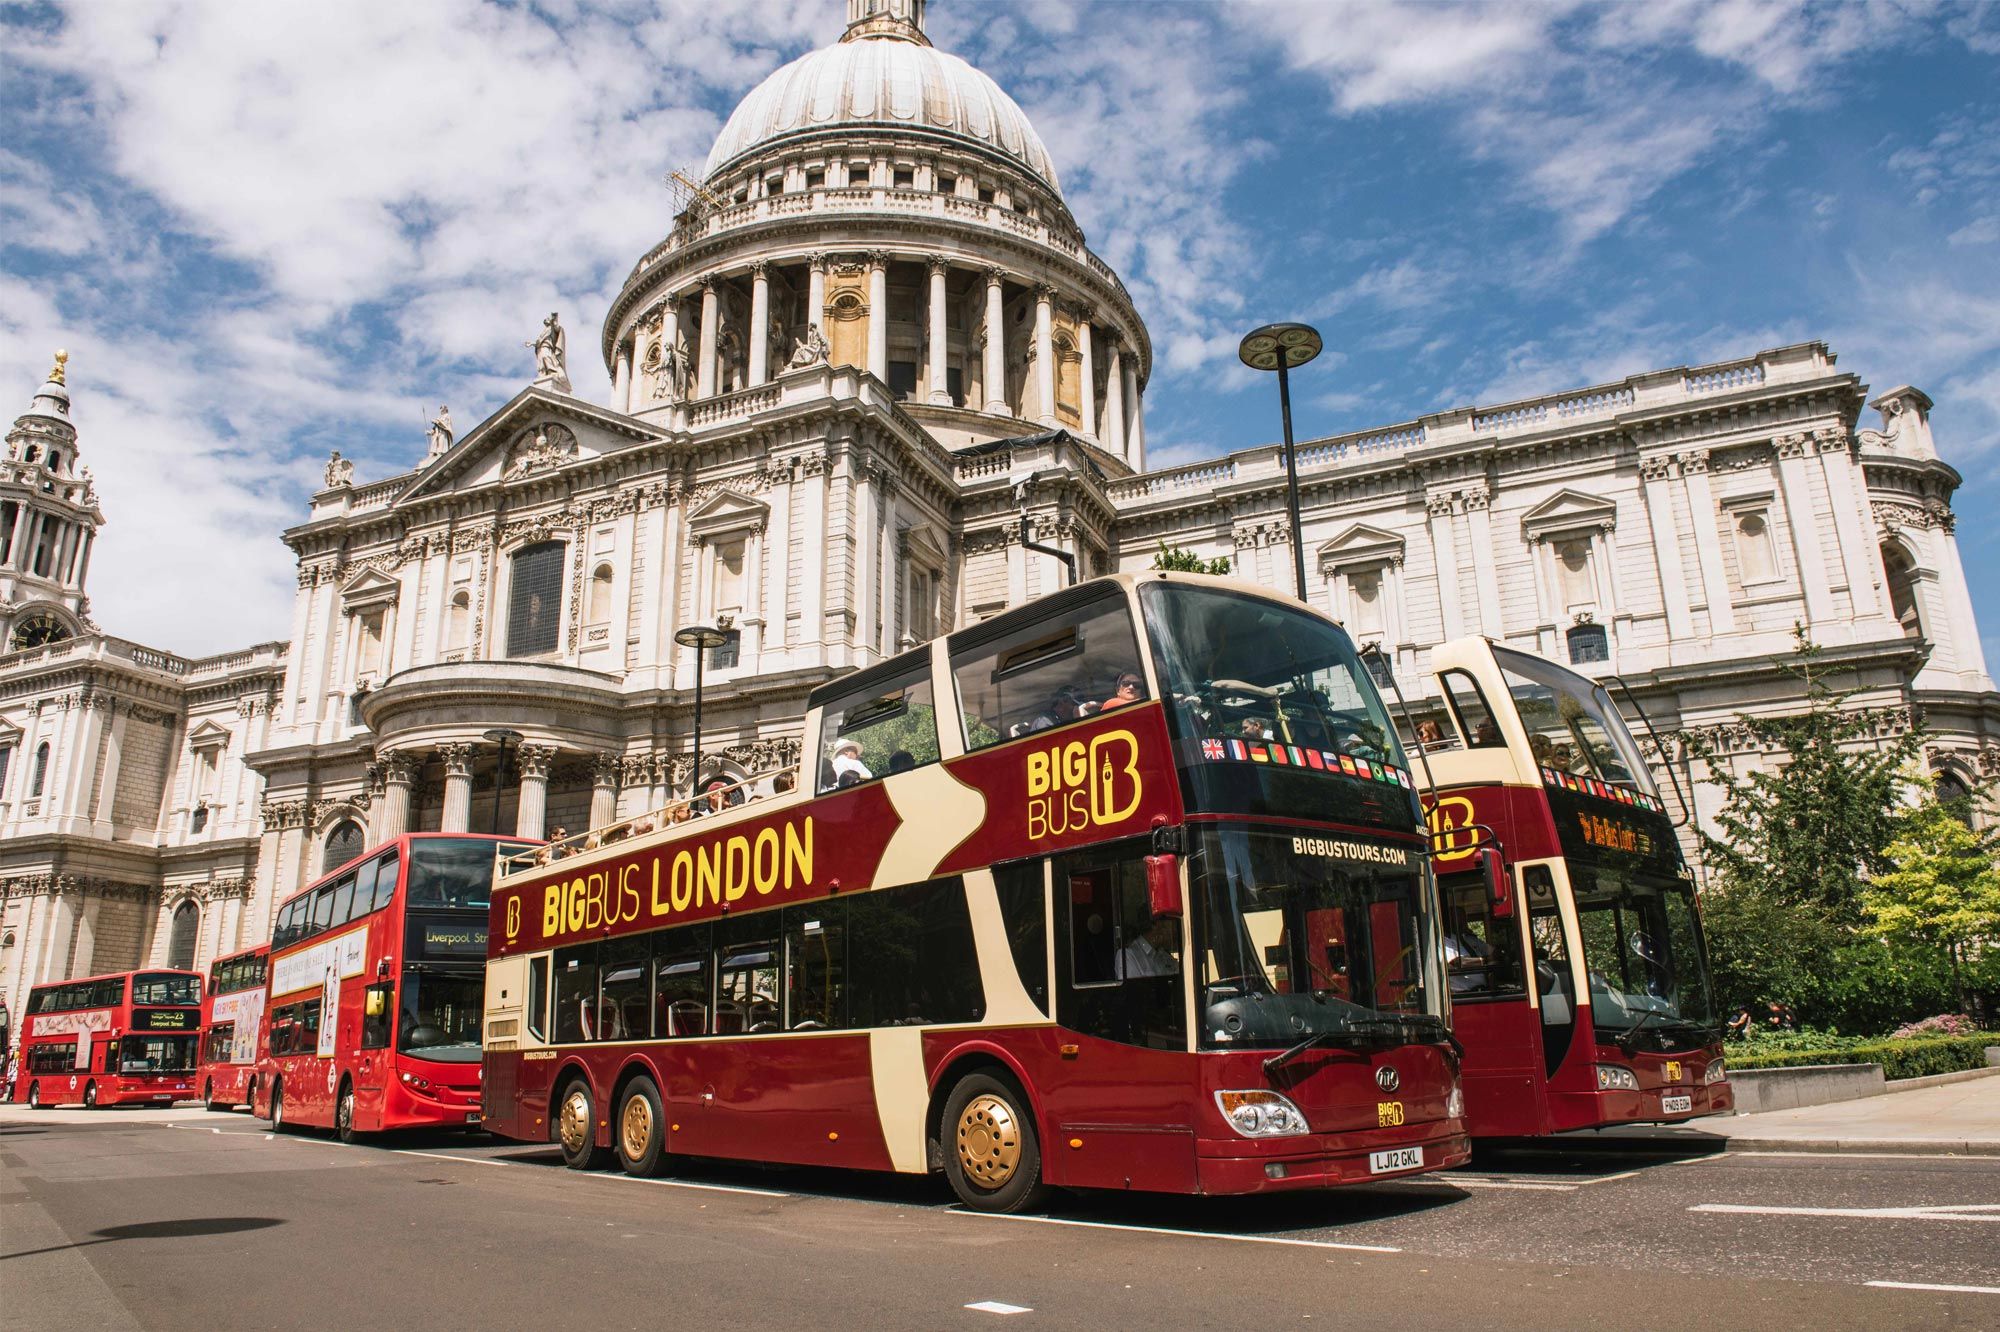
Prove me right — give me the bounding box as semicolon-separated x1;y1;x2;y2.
703;8;1060;194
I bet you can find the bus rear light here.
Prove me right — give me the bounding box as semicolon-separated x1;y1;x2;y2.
1703;1060;1727;1085
1215;1090;1309;1138
1446;1082;1465;1120
1593;1064;1639;1092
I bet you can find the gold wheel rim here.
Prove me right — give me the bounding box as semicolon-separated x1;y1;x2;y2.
620;1094;654;1162
559;1088;592;1156
956;1093;1022;1189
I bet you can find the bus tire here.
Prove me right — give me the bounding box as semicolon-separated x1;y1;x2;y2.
83;1081;98;1109
27;1082;42;1109
269;1079;288;1133
940;1073;1048;1214
334;1078;361;1145
555;1076;609;1171
203;1080;225;1112
614;1076;667;1178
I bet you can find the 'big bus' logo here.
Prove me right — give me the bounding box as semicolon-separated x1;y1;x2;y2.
1026;729;1143;840
504;896;522;944
1426;796;1479;865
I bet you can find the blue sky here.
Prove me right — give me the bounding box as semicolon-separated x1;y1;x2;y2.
2;0;1996;664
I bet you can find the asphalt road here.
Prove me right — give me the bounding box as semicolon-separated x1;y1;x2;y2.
3;1105;1996;1330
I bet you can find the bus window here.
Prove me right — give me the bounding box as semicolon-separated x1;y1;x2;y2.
599;935;651;1042
329;873;358;927
654;929;710;1037
371;851;401;913
950;592;1142;751
406;839;514;910
310;886;335;934
1438;870;1525;999
1492;647;1652;790
526;956;549;1042
846;878;983;1028
361;982;394;1050
994;861;1049;1014
786;908;844;1029
1054;850;1183;1051
1439;671;1505;750
553;942;600;1044
718;923;781;1034
816;664;939;792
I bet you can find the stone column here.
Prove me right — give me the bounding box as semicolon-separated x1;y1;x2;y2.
1426;494;1466;642
589;753;620;828
1814;430;1880;620
867;253;889;382
626;321;648;411
696;282;719;400
807;253;827;334
439;743;474;833
1463;488;1503;638
1774;434;1834;626
1130;380;1146;463
1033;287;1056;426
983;269;1007;415
658;300;679;399
927;256;950;405
1102;339;1126;455
1679;450;1735;636
748;262;771;386
514;744;555;841
1639;455;1695;640
1077;317;1096;439
1119;358;1139;462
613;348;631;412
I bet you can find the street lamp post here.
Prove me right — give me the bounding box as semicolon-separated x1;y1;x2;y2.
1238;322;1324;602
674;625;729;800
482;728;523;836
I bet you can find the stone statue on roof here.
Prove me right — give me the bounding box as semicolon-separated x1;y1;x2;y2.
324;450;353;489
788;323;830;369
529;312;571;392
426;404;454;459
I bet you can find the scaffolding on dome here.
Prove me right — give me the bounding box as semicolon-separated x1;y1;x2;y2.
666;167;726;232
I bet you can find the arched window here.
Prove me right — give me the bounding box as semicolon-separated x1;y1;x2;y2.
447;589;471;649
507;541;565;658
0;744;12;798
1935;768;1974;828
1566;622;1609;665
322;819;366;873
30;742;50;797
587;563;614;624
1882;543;1922;637
166;901;199;971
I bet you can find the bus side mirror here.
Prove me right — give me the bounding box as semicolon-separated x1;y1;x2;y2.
365;989;387;1018
1481;848;1513;918
1144;855;1183;918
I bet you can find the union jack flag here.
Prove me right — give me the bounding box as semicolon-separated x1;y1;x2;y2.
1201;738;1225;761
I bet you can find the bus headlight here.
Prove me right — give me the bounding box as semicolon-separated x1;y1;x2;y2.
1446;1082;1465;1120
1703;1060;1727;1085
1594;1064;1640;1092
400;1071;434;1094
1215;1090;1311;1138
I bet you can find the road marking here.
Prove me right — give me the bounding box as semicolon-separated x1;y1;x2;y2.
386;1147;793;1197
1691;1203;2000;1223
1866;1281;2000;1296
965;1302;1033;1315
945;1209;1400;1252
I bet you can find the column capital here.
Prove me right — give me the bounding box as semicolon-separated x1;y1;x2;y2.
866;249;890;271
591;751;622;786
1034;283;1057;304
926;253;949;277
438;743;475;776
516;743;557;780
1639;454;1676;483
749;259;770;279
984;266;1006;288
379;751;419;785
1677;448;1711;475
1773;432;1811;460
808;251;827;273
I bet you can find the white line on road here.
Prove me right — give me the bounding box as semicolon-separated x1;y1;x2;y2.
945;1209;1401;1252
1866;1281;2000;1296
1691;1203;2000;1223
386;1147;793;1197
965;1302;1033;1315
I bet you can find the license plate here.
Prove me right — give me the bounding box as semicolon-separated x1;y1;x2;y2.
465;1112;482;1124
1369;1146;1424;1174
1661;1094;1693;1115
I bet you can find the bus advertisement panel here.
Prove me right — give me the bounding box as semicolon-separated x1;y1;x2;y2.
13;970;204;1108
1417;638;1731;1138
197;946;269;1110
483;573;1470;1212
252;834;533;1141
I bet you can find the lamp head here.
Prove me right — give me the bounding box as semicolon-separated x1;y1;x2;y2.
1238;322;1323;372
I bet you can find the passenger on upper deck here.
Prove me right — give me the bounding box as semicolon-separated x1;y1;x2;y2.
829;739;872;787
1012;686;1087;737
1097;671;1145;712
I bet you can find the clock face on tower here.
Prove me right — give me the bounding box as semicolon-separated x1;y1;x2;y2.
8;613;69;651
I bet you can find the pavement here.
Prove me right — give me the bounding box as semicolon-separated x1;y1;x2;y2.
1577;1070;2000;1156
4;1101;1998;1329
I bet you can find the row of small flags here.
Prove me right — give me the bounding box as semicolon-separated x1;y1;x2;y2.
1540;765;1663;813
1200;737;1414;789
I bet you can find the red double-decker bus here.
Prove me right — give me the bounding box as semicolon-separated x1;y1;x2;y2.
484;573;1469;1211
1415;638;1731;1137
13;969;203;1108
251;833;534;1140
197;945;269;1111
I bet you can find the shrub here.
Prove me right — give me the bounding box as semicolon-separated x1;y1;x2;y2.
1727;1032;1999;1079
1890;1014;1980;1039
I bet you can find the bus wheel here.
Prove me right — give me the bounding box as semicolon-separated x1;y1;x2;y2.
269;1079;288;1133
335;1080;360;1145
615;1076;667;1178
27;1082;41;1109
555;1077;609;1171
941;1073;1048;1214
203;1080;224;1112
83;1081;98;1109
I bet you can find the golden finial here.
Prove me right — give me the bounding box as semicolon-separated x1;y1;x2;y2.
49;349;67;386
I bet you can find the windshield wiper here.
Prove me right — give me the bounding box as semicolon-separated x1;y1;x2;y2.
1615;1007;1671;1051
1263;1030;1340;1074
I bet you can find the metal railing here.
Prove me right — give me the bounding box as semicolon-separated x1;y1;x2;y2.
498;765;797;879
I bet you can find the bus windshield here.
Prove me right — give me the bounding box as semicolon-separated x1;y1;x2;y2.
406;839;532;911
119;1034;197;1074
1491;646;1656;796
132;973;201;1006
1193;826;1445;1051
1144;583;1405;766
398;970;483;1063
1572;866;1718;1049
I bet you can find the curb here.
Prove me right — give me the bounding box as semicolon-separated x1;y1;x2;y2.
1716;1137;2000;1156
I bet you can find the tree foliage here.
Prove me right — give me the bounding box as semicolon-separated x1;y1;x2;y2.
1864;787;2000;1012
1151;543;1230;576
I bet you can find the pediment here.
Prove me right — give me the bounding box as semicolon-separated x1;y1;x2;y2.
393;387;666;504
339;567;402;609
902;522;947;567
186;719;232;750
1521;488;1618;538
1317;522;1405;570
688;488;770;539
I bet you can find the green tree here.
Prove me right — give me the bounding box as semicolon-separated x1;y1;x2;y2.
1863;788;2000;1013
1683;627;1926;924
1151;543;1230;576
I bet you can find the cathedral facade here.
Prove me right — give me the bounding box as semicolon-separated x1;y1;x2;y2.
3;0;1994;1025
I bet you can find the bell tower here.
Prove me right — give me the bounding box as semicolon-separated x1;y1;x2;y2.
1;351;102;652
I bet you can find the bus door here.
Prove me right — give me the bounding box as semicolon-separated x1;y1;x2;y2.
1523;865;1588;1118
355;978;396;1130
1437;868;1542;1137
